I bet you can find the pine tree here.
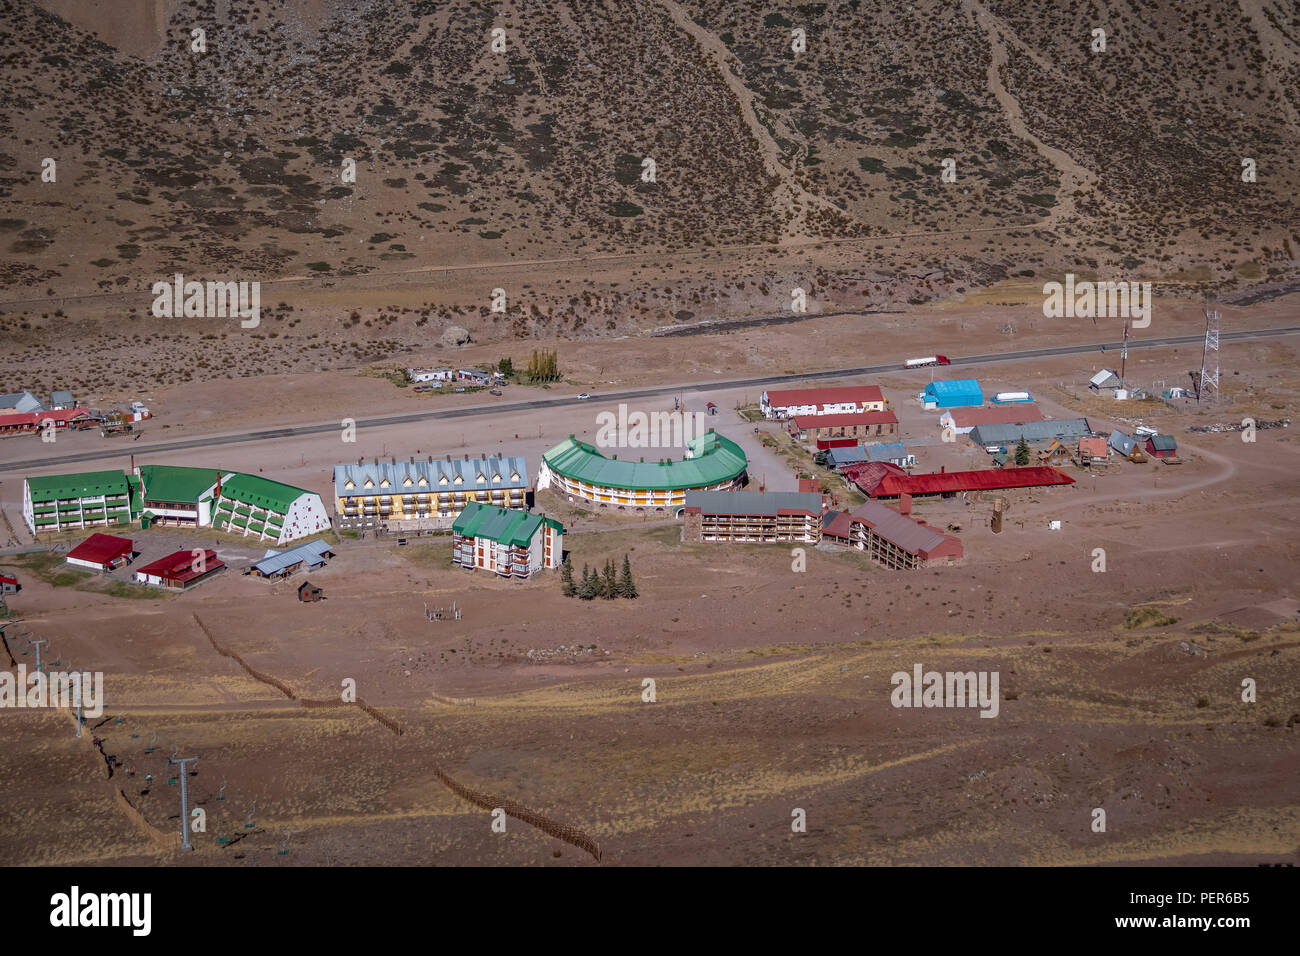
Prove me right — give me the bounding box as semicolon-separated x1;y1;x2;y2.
618;554;638;599
601;559;618;599
1014;435;1030;466
582;564;602;600
578;563;593;600
560;554;576;597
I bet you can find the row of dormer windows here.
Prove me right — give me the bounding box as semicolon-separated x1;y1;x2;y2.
342;472;520;491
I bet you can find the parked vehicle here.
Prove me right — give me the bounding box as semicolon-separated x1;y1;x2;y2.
489;388;502;396
577;392;592;400
903;355;951;368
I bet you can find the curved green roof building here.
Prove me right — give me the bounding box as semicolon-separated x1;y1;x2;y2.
539;430;748;508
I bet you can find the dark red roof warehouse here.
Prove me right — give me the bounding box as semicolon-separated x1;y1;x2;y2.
133;549;225;588
854;466;1076;498
65;533;135;568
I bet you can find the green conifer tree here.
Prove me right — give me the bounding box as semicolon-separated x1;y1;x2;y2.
618;554;638;599
560;554;576;597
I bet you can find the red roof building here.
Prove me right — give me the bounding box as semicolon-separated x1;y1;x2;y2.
790;409;899;441
132;549;225;589
761;386;885;419
0;408;93;436
940;406;1045;431
821;503;962;568
855;466;1075;498
0;574;19;593
65;533;135;571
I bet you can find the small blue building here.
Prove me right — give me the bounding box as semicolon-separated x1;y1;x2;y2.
920;379;983;409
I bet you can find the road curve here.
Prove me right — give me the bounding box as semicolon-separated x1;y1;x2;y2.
2;325;1296;474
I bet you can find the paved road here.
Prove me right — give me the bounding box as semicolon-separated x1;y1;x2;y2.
3;325;1297;474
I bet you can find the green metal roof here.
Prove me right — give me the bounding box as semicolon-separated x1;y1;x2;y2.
217;473;307;514
139;465;222;504
542;431;747;491
452;501;562;547
26;470;130;502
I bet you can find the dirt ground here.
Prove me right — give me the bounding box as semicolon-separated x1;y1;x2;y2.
1;295;1297;867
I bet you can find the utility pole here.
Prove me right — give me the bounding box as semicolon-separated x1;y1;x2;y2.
1119;320;1129;385
169;755;199;851
31;638;47;673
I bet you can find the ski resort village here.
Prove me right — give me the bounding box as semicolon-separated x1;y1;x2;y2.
1;0;1297;876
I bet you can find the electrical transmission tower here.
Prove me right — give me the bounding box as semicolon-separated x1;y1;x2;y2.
1198;307;1220;403
169;755;199;851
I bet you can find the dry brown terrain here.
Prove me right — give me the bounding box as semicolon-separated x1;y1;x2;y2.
0;0;1297;867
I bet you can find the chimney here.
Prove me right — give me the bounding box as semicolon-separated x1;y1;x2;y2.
446;454;451;462
427;455;432;463
898;493;912;516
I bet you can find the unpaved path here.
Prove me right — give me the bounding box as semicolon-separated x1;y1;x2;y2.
965;0;1098;227
653;0;860;242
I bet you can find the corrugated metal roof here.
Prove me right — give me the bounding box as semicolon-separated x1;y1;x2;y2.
968;418;1092;446
451;501;561;546
543;432;746;491
0;390;44;413
842;461;908;493
762;385;883;408
826;446;869;467
846;501;953;556
866;442;909;461
1108;430;1137;454
140;465;223;504
27;470;130;501
219;473;311;514
136;549;221;578
944;406;1045;427
66;533;133;564
861;466;1076;497
924;379;982;397
252;539;334;575
792;410;898;429
334;456;527;499
1150;434;1178;450
683;490;823;517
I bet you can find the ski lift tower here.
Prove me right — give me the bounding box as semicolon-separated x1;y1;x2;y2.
1198;307;1220;403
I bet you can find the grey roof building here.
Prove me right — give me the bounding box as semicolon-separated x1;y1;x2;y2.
1108;430;1138;456
683;490;823;516
970;418;1092;447
50;390;75;409
334;456;528;501
251;538;334;577
0;390;44;414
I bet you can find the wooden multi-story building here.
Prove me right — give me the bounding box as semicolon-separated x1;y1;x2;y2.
680;491;823;544
451;501;563;579
821;501;963;569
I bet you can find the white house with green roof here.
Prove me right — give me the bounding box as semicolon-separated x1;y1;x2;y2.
138;464;223;528
209;472;331;544
451;501;562;578
23;470;137;534
25;464;329;544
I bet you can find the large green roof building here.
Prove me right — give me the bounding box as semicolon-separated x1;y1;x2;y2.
538;429;748;508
